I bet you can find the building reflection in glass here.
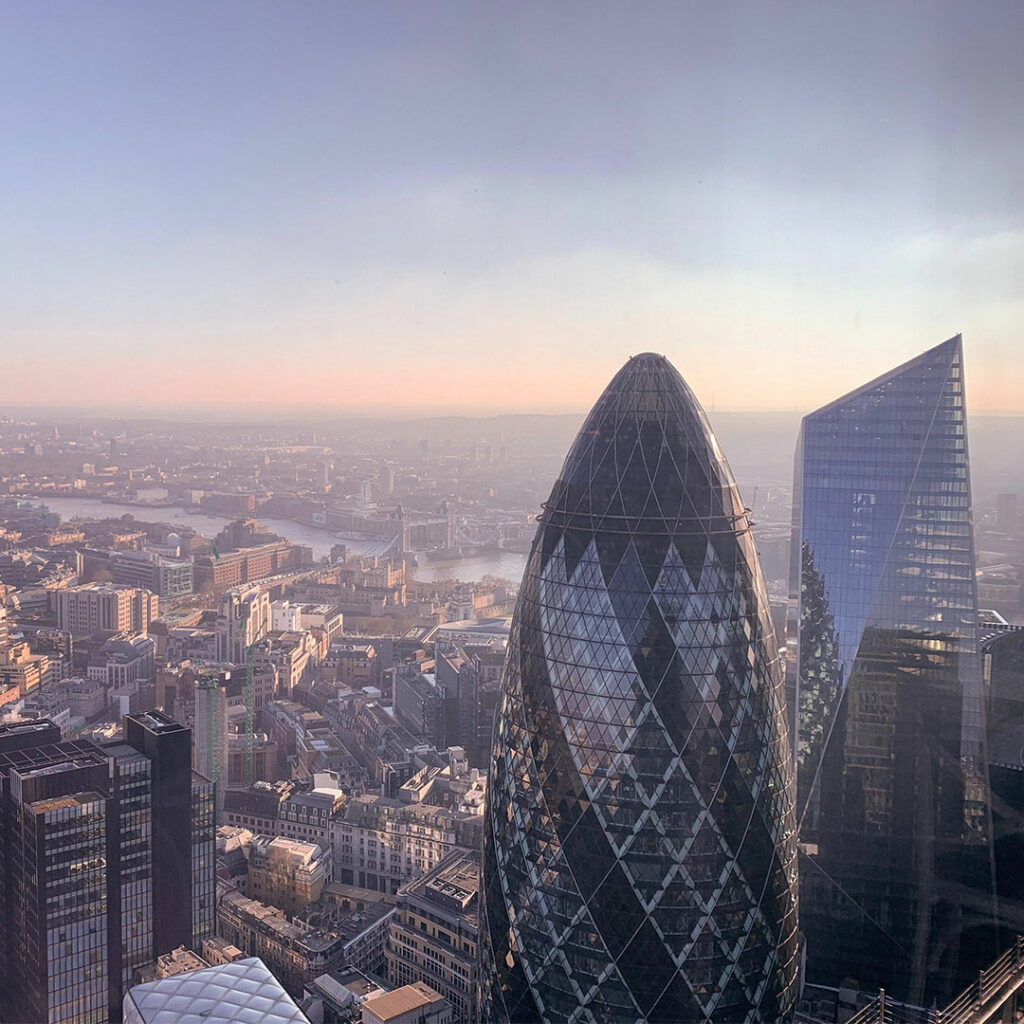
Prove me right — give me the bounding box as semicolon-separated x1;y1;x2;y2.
790;335;996;1004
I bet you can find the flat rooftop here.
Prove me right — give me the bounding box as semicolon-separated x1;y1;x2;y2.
362;982;445;1023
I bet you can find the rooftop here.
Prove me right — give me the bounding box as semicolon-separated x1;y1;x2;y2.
403;851;480;924
435;617;511;637
221;889;393;952
124;956;310;1024
361;982;446;1023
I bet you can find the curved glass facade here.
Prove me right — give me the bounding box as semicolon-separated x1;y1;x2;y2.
482;354;799;1023
790;336;997;1003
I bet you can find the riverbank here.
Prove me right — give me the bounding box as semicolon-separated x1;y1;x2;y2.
31;495;529;585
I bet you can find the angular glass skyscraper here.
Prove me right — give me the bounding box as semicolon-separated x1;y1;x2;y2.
789;335;996;1003
482;354;799;1023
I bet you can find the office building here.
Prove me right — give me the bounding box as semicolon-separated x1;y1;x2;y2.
87;633;157;690
136;944;208;981
216;585;272;663
996;492;1019;531
194;668;237;802
333;794;482;895
216;887;394;997
434;646;478;753
112;549;194;600
194;539;313;591
387;851;479;1023
222;774;346;847
56;582;158;635
0;711;215;1023
0;638;56;695
248;835;331;915
482;354;799;1022
393;663;444;746
790;336;995;1002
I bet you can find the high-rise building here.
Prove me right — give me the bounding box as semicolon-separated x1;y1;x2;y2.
194;668;237;804
0;712;215;1024
216;585;272;663
996;492;1019;531
789;336;996;1003
56;582;158;635
482;354;799;1023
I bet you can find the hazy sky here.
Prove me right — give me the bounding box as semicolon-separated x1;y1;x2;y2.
1;2;1022;415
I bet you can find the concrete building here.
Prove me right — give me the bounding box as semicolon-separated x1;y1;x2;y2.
86;633;156;689
18;683;73;737
217;586;272;663
326;642;379;687
223;779;297;834
248;835;330;915
222;774;346;850
194;540;313;592
273;601;344;641
202;936;246;965
0;640;55;695
386;852;479;1023
331;794;482;896
56;582;158;635
393;664;443;747
133;945;209;983
216;888;394;998
67;674;107;720
112;549;194;600
256;630;317;695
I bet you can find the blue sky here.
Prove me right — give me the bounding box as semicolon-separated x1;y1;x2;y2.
1;2;1021;413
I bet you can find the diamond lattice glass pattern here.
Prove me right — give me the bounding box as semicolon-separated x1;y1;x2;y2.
482;354;799;1024
122;957;309;1024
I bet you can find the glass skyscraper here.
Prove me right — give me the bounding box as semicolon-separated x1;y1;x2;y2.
790;335;997;1003
0;712;215;1024
482;353;799;1023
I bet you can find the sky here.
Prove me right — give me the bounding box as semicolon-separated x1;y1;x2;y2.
0;2;1022;416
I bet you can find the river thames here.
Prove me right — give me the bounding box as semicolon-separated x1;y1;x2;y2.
33;496;529;585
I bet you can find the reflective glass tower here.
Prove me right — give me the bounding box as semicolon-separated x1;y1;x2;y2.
0;713;215;1024
482;354;799;1023
790;335;996;1003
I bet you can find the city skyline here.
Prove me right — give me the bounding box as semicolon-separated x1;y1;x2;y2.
2;3;1024;1020
1;3;1023;414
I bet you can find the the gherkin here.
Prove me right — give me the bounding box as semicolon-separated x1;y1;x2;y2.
481;353;799;1023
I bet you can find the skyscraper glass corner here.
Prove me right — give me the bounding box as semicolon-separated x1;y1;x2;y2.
482;353;799;1023
790;335;997;1003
